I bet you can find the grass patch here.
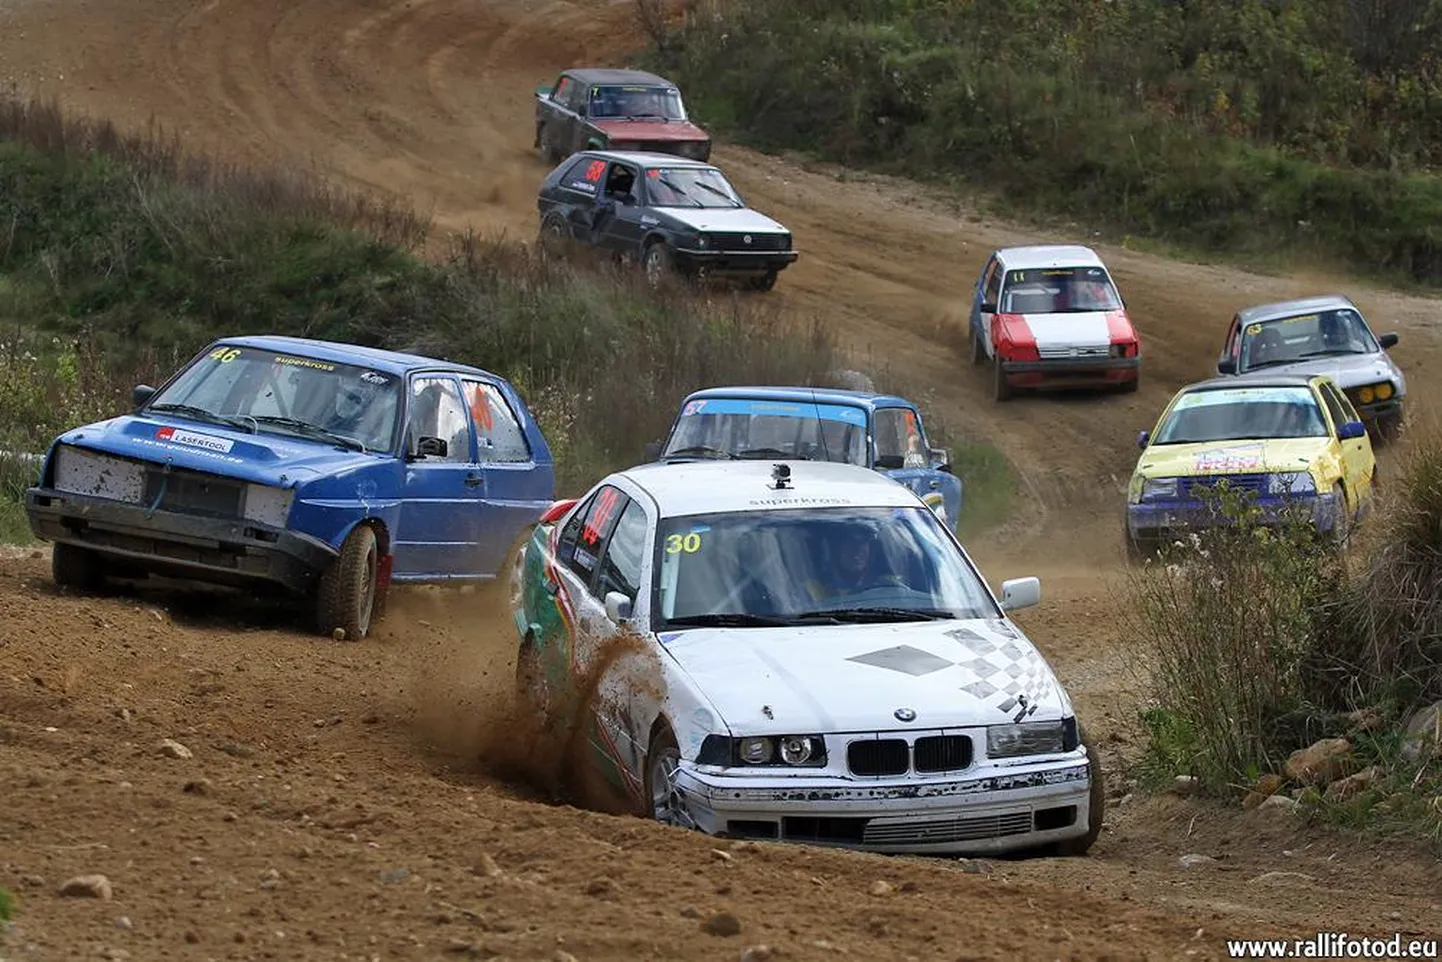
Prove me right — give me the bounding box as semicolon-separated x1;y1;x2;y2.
0;883;12;921
1120;445;1442;847
952;439;1014;540
645;0;1442;286
0;96;860;541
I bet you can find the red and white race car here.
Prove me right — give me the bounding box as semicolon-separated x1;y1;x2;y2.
967;245;1142;401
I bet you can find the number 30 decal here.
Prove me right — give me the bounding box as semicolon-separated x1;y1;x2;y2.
665;532;702;554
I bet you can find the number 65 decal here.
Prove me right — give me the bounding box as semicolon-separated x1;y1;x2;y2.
665;532;702;554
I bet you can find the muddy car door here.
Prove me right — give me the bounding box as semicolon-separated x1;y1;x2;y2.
595;160;646;257
547;483;649;803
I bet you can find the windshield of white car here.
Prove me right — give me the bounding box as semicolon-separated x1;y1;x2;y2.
653;507;1000;629
1151;386;1329;444
1000;267;1122;313
146;345;402;452
644;167;743;209
1238;309;1379;372
662;402;868;465
588;85;687;121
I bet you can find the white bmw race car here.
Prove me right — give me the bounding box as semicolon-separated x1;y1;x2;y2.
508;459;1103;856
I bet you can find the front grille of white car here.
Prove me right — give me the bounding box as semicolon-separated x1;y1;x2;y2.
847;734;973;776
861;811;1034;846
1038;346;1109;360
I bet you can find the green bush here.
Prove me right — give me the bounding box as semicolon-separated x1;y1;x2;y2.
649;0;1442;283
1123;485;1347;792
1122;450;1442;844
0;97;847;514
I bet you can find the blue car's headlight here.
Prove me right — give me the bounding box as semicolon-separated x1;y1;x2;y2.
1141;477;1178;500
1267;472;1316;495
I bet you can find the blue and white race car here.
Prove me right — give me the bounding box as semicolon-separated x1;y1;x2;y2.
25;335;556;639
645;385;964;531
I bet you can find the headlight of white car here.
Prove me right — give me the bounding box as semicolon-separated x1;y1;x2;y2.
1266;472;1316;495
697;734;829;768
1141;477;1179;500
987;719;1076;758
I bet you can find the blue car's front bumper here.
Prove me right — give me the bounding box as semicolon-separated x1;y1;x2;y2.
1127;490;1338;545
25;485;336;593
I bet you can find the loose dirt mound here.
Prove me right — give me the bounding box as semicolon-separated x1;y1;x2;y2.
3;0;1442;956
0;553;1251;960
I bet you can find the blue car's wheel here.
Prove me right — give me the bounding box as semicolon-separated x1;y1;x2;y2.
316;524;379;641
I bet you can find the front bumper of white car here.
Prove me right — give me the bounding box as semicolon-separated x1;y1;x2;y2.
673;755;1092;855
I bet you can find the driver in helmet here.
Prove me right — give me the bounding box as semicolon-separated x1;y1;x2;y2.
324;374;374;436
1318;310;1360;353
804;519;902;601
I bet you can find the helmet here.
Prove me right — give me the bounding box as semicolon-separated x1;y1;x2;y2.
335;375;373;422
1319;310;1350;345
833;517;880;545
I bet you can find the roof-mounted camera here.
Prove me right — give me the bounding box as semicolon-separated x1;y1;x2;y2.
771;463;792;490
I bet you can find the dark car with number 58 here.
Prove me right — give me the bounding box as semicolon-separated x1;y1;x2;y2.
536;149;799;292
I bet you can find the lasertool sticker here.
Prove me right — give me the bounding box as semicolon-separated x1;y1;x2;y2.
155;426;235;454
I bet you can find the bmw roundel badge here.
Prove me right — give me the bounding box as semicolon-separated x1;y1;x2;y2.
894;708;917;722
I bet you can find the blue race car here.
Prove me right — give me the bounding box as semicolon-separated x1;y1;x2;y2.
644;386;963;530
24;335;555;640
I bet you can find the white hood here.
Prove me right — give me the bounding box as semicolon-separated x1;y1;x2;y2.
1016;311;1112;351
659;207;789;234
1250;352;1405;393
659;619;1069;735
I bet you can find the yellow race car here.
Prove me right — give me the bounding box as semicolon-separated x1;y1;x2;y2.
1125;373;1376;557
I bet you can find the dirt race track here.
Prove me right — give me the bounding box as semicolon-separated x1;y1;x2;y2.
3;0;1442;959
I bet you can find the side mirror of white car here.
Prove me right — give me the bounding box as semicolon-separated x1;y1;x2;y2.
999;577;1041;612
605;590;634;623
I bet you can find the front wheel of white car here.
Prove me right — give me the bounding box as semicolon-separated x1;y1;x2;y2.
643;725;697;830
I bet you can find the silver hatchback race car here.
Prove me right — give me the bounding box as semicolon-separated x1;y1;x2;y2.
1214;294;1406;440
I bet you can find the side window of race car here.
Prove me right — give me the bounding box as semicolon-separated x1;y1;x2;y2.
597;498;647;601
1224;317;1241;357
560;156;606;196
1317;382;1351;434
408;376;471;463
557;492;594;567
873;407;925;470
460;378;532;463
563;484;630;582
982;259;1001;306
